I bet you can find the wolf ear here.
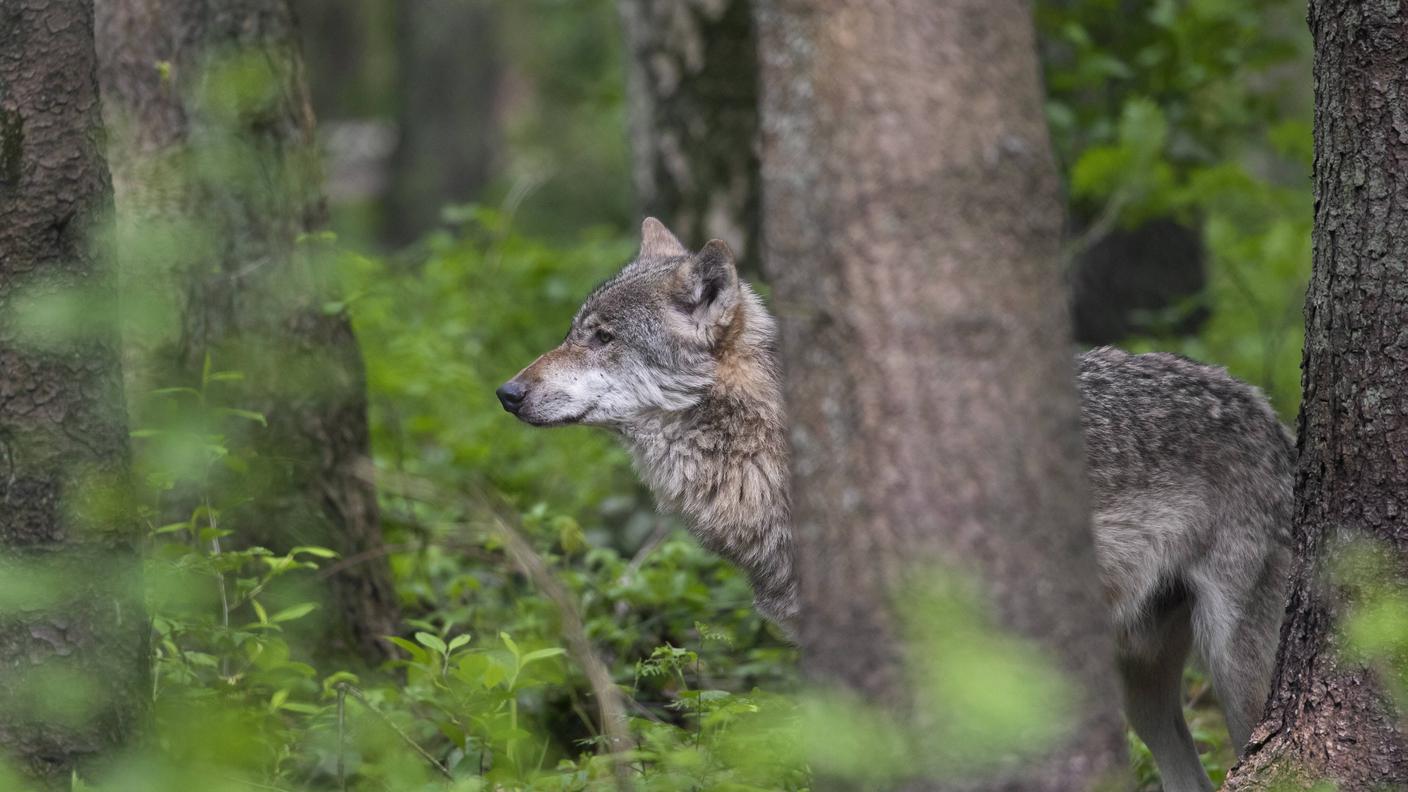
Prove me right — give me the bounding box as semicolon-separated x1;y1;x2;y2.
640;217;688;259
673;239;740;327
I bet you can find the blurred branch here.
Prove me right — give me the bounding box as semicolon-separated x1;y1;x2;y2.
1061;187;1132;269
487;508;637;790
486;171;548;274
616;520;672;619
338;683;454;780
314;535;497;581
362;462;637;789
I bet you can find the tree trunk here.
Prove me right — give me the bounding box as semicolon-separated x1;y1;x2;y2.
289;0;380;119
753;2;1127;790
0;1;147;785
619;0;761;275
383;0;501;247
95;0;398;664
1223;2;1408;788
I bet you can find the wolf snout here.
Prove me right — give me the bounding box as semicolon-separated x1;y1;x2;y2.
496;379;527;414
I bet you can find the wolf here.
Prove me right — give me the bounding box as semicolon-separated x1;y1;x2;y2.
498;218;1293;792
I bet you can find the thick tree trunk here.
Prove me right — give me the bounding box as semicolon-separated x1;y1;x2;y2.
619;0;761;274
95;0;398;663
289;0;378;119
0;1;147;785
753;1;1127;790
1223;3;1408;789
384;0;501;246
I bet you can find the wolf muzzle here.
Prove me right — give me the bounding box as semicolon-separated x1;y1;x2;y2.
496;379;526;414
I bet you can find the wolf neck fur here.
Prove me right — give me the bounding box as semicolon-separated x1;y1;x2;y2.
621;289;798;628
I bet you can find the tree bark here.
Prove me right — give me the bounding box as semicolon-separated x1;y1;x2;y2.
753;1;1127;790
1223;2;1408;788
384;0;501;246
95;0;398;664
0;0;147;785
619;0;761;275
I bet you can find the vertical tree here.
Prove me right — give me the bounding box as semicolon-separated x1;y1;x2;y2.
618;0;761;273
753;1;1127;789
384;0;502;246
0;0;147;784
95;0;398;662
290;0;381;120
1223;3;1408;788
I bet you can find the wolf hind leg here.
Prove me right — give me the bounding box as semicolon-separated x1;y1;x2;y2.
1118;602;1213;792
1191;550;1288;753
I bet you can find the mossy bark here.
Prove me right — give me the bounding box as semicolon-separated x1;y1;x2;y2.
0;0;147;785
95;0;398;664
1223;2;1408;788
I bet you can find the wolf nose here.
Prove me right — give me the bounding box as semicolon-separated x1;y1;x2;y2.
496;380;526;414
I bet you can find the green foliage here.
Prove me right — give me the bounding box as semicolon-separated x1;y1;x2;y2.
41;211;804;791
3;2;1377;790
1041;0;1312;416
494;0;634;238
1037;5;1315;784
344;207;639;515
1335;542;1408;715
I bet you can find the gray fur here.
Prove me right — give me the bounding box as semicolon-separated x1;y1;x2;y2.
500;219;1293;792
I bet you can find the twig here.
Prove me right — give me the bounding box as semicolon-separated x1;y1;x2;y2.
487;512;637;791
338;683;454;780
315;537;496;581
206;495;231;679
624;696;667;725
1061;187;1132;269
623;520;671;581
317;542;418;581
368;468;638;790
337;684;347;791
615;520;673;618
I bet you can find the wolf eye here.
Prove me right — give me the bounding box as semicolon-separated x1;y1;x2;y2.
591;328;614;346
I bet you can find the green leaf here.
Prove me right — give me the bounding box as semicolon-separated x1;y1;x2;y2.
447;634;472;652
289;545;339;559
279;701;323;715
148;387;201;399
500;632;520;658
269;603;318;623
555;515;587;554
415;631;448;655
322;671;360;695
387;636;426;660
519;647;566;666
481;658;508;689
1070;145;1129;199
215;407;268;427
1117;97;1168;158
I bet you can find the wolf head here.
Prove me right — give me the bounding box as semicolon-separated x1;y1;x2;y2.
497;218;748;428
